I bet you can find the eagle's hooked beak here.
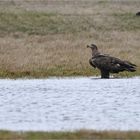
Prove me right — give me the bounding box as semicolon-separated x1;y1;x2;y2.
87;45;90;48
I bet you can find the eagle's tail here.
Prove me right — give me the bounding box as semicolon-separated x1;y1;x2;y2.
123;61;137;72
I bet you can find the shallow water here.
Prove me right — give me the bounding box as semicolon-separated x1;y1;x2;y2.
0;77;140;131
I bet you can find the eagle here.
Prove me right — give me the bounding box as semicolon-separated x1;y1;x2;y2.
87;44;136;78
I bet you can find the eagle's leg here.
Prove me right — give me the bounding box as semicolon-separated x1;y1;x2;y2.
100;70;109;79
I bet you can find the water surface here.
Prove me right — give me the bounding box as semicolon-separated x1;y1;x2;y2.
0;77;140;131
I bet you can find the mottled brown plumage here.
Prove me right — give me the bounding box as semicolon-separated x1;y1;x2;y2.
87;44;136;78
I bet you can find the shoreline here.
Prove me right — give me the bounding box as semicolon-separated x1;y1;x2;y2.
1;129;140;139
0;69;139;79
0;75;140;80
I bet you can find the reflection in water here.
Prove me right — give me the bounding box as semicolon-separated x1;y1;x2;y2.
0;77;140;131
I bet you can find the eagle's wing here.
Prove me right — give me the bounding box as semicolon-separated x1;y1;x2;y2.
92;55;136;73
89;58;96;68
89;54;109;68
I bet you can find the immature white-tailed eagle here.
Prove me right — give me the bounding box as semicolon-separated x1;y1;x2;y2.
87;44;136;78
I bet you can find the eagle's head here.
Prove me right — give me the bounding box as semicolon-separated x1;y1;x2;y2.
87;44;100;57
87;44;98;50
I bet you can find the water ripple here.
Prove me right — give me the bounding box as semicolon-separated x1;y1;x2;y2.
0;77;140;131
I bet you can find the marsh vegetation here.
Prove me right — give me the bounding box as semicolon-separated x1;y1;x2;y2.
0;0;139;78
1;130;140;140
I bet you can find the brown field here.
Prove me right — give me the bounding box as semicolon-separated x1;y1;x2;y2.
0;0;140;78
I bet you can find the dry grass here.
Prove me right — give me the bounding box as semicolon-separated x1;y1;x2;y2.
0;0;140;78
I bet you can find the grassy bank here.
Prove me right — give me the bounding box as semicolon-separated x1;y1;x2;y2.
1;130;140;140
0;0;140;78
